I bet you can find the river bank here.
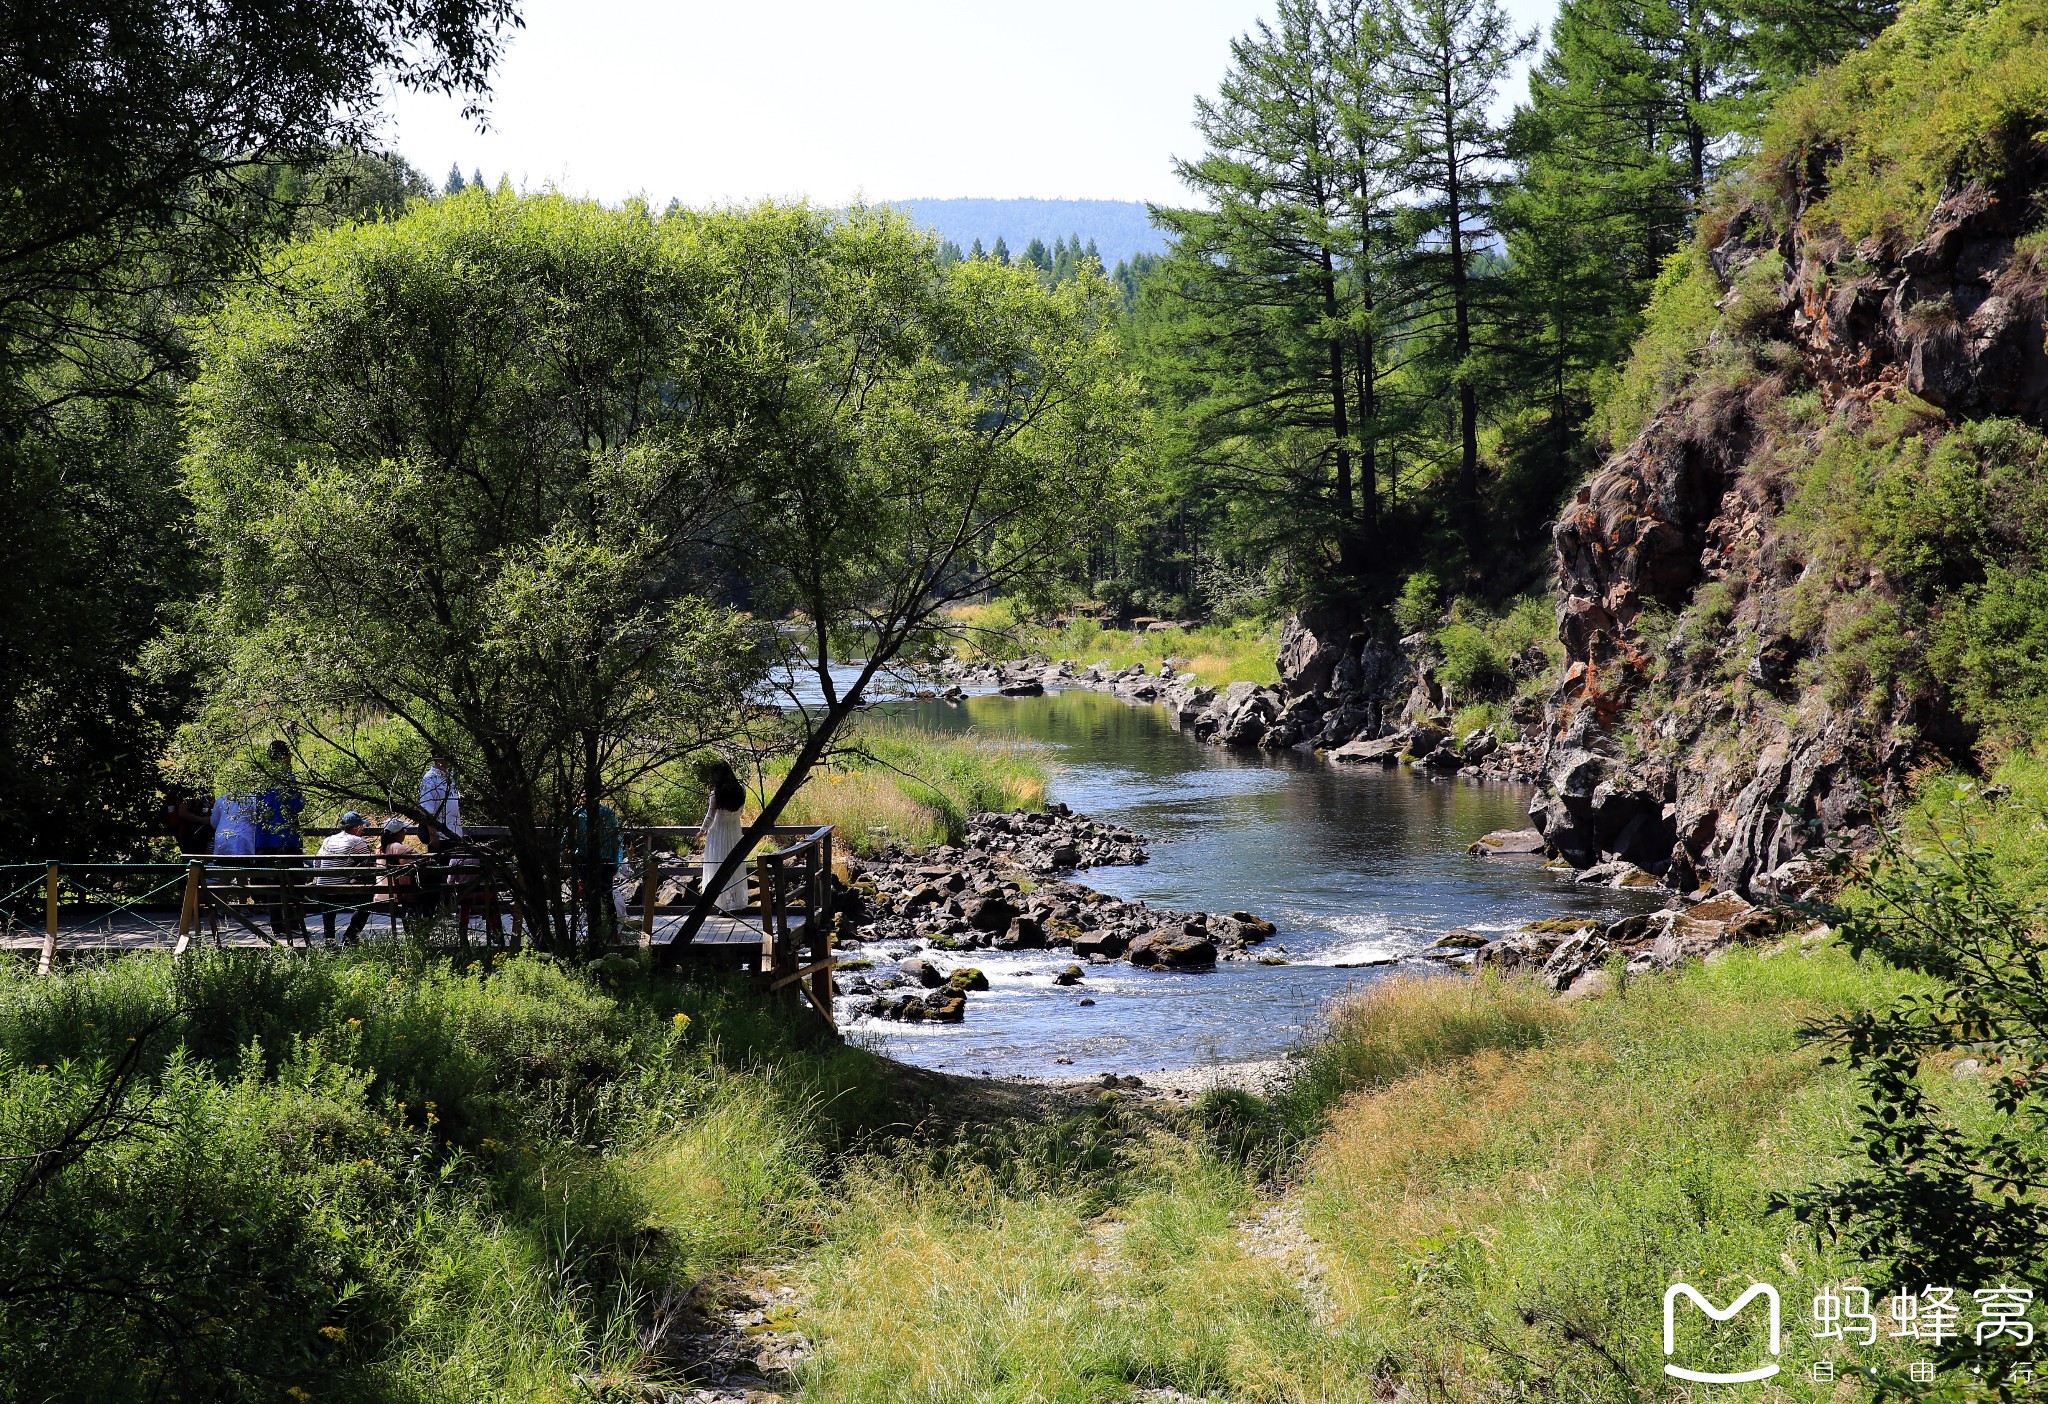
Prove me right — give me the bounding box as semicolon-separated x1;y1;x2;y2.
930;654;1550;785
825;686;1656;1078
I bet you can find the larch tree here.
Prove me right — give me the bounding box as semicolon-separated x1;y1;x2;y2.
1387;0;1532;543
1148;0;1384;587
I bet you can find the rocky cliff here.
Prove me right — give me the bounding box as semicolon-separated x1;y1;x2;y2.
1529;154;2048;897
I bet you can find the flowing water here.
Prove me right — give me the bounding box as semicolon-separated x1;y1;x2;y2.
841;686;1654;1080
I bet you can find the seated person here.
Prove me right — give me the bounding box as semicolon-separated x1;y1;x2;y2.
315;812;375;945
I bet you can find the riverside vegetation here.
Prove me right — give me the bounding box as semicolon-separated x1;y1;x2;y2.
16;0;2048;1398
0;881;1993;1402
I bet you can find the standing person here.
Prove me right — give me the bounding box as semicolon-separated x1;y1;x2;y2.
208;791;263;858
255;740;306;853
700;762;749;914
419;754;463;844
207;787;265;940
566;800;627;930
162;786;214;855
255;740;307;938
315;812;375;945
419;753;463;917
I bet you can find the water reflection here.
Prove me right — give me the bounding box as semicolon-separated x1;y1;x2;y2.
839;687;1653;1079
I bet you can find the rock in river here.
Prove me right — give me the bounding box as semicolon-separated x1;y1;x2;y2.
1127;928;1218;969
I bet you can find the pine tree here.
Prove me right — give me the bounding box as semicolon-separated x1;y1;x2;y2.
1387;0;1532;542
1151;0;1384;583
444;162;466;195
936;239;964;266
471;167;485;191
1084;238;1102;268
969;237;986;260
991;235;1010;266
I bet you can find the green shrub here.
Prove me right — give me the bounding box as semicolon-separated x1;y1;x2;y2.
1595;248;1720;448
1436;622;1513;698
0;949;874;1403
1393;571;1443;632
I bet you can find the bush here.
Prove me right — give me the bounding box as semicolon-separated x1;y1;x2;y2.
0;949;872;1403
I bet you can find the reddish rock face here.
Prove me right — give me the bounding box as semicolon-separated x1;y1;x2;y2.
1531;167;2048;897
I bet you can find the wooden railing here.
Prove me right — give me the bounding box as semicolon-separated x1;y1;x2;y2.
3;824;840;1025
621;825;836;1023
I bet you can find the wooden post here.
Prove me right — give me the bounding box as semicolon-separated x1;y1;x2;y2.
172;860;202;959
639;843;657;952
812;830;834;1022
757;854;780;980
37;862;58;976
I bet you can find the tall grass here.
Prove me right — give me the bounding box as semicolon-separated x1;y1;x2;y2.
767;717;1049;853
790;948;1948;1404
0;947;878;1404
955;606;1281;688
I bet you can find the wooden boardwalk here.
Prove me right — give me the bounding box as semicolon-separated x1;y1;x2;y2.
1;909;785;954
4;822;836;1021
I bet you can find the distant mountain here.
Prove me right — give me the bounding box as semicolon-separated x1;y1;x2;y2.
882;198;1170;268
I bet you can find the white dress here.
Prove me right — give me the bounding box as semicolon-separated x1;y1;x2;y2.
701;804;748;912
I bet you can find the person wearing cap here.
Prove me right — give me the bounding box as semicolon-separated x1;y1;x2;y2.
378;816;427;922
315;812;376;944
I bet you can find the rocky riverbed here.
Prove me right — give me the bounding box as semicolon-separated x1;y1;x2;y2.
930;655;1545;784
1418;883;1815;997
832;804;1281;1025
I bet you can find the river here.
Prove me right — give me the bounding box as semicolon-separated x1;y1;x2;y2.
841;685;1653;1080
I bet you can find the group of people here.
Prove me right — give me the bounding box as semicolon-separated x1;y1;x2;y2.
161;748;756;941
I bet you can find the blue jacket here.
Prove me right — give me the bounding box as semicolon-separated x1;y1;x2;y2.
255;778;305;852
209;794;264;857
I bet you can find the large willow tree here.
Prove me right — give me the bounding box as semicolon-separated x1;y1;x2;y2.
174;192;1142;953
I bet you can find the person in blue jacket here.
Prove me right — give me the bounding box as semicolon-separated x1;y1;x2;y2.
253;741;307;938
255;740;306;855
208;791;263;856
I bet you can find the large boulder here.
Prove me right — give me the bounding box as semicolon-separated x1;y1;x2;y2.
995;915;1047;949
1329;736;1401;766
1277;607;1355;696
1073;929;1127;959
899;956;946;988
1127;927;1218;968
963;895;1020;932
1469;828;1547;857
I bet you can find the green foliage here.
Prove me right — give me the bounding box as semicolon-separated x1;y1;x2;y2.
1759;0;2048;245
1783;777;2048;1298
174;192;780;949
1432;593;1557;702
1393;570;1443;631
1593;247;1720;447
0;948;874;1402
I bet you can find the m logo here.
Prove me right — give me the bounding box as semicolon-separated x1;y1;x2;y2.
1663;1283;1782;1383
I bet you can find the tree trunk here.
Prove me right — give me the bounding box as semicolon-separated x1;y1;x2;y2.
581;722;605;957
1319;249;1361;581
1444;61;1480;541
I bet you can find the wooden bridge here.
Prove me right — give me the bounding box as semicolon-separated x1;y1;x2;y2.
0;824;837;1024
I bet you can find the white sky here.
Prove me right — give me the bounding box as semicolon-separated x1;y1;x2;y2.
380;0;1560;209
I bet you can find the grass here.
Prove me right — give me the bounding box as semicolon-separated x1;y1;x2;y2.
952;604;1281;688
780;947;1963;1403
0;945;882;1404
765;716;1050;854
7;823;2021;1402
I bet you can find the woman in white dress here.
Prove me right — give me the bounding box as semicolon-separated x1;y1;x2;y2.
700;762;750;913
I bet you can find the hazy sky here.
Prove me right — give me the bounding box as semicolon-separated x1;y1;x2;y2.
381;0;1560;208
